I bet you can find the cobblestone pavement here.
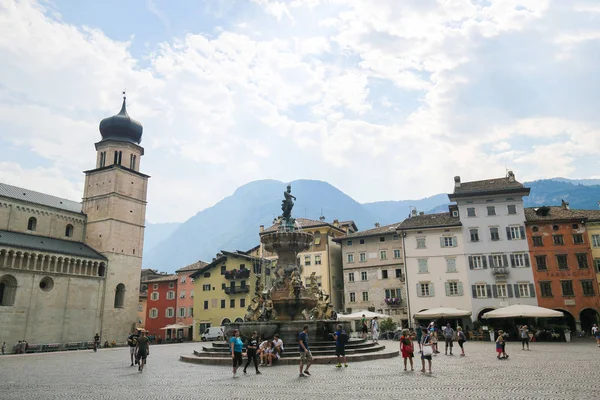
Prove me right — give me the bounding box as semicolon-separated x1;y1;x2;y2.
1;340;599;400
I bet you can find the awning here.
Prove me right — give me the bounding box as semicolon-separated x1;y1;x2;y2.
160;323;192;330
337;310;390;321
414;307;472;319
482;305;564;319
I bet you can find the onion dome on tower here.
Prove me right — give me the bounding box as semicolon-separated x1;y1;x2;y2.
99;92;143;144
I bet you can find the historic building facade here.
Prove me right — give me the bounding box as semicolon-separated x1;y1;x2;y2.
174;261;207;340
448;172;538;321
525;203;599;332
399;207;472;326
144;275;178;339
0;96;148;349
337;223;408;325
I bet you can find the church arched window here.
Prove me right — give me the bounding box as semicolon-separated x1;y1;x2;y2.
0;275;18;306
27;217;37;231
65;224;74;237
114;283;125;308
98;263;106;277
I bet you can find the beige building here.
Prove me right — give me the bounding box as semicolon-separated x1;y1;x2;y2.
337;223;408;325
0;96;148;349
257;218;356;311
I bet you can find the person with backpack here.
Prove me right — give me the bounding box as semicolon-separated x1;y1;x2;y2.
333;324;349;368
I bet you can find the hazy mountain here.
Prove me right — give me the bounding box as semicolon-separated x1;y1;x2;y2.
142;178;600;272
550;177;600;186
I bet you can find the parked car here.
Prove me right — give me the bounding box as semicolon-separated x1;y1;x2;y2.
201;326;225;341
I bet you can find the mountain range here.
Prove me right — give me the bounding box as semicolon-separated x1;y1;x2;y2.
143;178;600;273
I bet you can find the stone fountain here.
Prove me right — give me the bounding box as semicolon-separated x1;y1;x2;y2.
224;184;349;343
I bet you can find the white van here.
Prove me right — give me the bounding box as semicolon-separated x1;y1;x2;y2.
201;326;224;341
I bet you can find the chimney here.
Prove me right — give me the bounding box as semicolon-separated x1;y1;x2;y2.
259;225;264;233
507;170;515;182
561;199;570;210
454;176;461;188
374;222;380;228
419;211;425;216
333;219;339;227
411;209;418;217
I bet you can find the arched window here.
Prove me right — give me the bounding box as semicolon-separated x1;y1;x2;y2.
132;155;137;170
65;224;74;237
114;150;119;165
118;151;122;165
27;217;37;231
114;283;125;308
0;275;18;306
99;151;106;167
221;318;231;325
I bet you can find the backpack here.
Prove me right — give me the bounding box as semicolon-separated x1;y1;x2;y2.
338;330;349;345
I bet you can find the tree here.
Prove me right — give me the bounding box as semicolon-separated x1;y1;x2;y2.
380;317;397;333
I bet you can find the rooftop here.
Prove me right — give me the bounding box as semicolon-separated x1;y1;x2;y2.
176;260;209;273
0;230;106;260
262;218;349;234
143;274;178;283
336;222;401;240
449;172;530;199
0;182;83;214
525;206;600;222
398;212;461;230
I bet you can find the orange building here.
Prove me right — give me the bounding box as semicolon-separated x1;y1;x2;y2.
175;261;207;340
525;203;600;332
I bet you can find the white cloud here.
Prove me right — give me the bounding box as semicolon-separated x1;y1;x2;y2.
0;0;599;222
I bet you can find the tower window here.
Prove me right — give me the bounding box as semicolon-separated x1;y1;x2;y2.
27;217;37;231
130;154;137;170
98;263;106;277
118;151;122;165
114;283;125;308
65;224;74;237
114;151;118;165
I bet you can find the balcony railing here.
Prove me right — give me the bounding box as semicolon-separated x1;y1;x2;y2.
384;298;406;307
224;286;250;295
491;266;510;278
224;269;250;280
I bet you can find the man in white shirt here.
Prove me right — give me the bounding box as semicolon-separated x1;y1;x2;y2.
272;334;284;360
258;340;269;366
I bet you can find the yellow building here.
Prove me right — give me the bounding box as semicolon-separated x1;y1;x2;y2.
257;218;357;311
190;251;265;340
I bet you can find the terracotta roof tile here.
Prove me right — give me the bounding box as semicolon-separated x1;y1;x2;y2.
449;176;529;199
397;212;461;230
525;206;600;222
143;274;177;283
176;260;209;273
336;222;401;240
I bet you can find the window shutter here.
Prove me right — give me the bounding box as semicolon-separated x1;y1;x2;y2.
507;284;513;298
514;284;520;298
429;283;435;297
488;255;494;268
472;285;478;299
482;256;488;269
486;284;492;297
377;269;382;279
397;288;402;300
502;254;508;267
492;284;498;298
529;283;535;297
445;282;450;296
468;256;474;269
440;237;445;248
416;283;421;297
452;237;457;247
458;282;464;296
520;226;525;239
510;254;515;267
506;227;512;240
524;255;530;267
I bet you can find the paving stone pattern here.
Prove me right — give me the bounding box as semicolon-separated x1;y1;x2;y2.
1;340;599;399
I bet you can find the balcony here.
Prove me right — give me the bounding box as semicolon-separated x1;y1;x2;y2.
224;286;250;295
384;298;406;307
491;266;510;279
224;269;250;280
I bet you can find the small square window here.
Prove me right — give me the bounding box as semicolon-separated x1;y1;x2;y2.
381;270;388;279
507;205;517;215
467;207;476;217
487;206;496;216
359;239;365;245
347;240;353;246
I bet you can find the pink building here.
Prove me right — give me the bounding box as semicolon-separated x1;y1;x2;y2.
175;261;207;340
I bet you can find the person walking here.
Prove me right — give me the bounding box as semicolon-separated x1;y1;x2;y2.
444;323;455;356
416;324;423;353
519;325;530;350
1;342;6;355
420;329;433;374
127;333;138;365
371;317;379;344
360;315;368;339
229;329;244;377
298;325;312;378
456;326;466;357
333;324;348;368
495;330;508;360
592;324;600;347
243;331;261;375
135;331;150;373
400;329;414;371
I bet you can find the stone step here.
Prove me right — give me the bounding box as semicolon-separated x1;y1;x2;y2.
181;345;398;366
210;339;368;349
195;344;384;358
206;341;375;352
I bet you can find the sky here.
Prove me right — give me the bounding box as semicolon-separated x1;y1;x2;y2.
0;0;599;223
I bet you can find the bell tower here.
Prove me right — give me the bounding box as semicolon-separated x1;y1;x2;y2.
83;93;150;342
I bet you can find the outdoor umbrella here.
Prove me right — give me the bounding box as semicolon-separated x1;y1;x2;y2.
413;307;472;319
482;305;564;319
337;310;390;321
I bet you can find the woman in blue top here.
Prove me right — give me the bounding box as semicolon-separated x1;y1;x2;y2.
230;329;244;377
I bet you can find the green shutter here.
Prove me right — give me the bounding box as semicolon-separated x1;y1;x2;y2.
416;283;421;297
457;282;464;296
429;283;435;297
445;282;450;296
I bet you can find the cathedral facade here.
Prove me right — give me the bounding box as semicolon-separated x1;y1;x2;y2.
0;96;148;348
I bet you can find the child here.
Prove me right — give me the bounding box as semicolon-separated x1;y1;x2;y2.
457;326;466;357
495;330;509;359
